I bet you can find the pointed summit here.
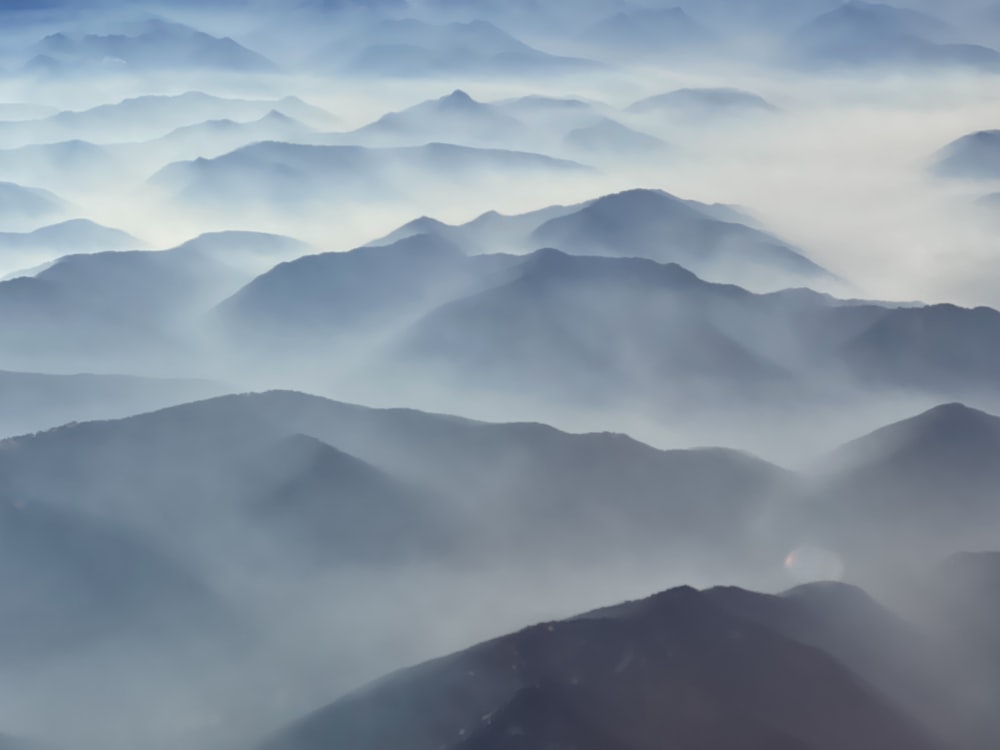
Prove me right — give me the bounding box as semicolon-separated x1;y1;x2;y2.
438;89;477;109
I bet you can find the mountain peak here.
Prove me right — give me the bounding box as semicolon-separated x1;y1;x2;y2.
439;89;477;109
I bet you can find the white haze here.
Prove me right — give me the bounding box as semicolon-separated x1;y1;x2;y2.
2;2;1000;749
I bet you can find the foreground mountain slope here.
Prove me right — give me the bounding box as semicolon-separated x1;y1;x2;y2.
261;584;942;750
0;390;791;570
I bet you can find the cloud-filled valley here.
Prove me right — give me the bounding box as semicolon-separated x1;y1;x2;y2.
2;1;1000;749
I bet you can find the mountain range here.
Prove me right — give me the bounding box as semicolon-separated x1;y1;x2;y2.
28;19;278;73
309;17;597;76
151;141;589;225
373;188;830;292
787;1;1000;70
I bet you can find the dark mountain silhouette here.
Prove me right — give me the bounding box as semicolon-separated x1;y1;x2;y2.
932;130;1000;179
789;1;1000;70
33;19;277;72
261;584;942;750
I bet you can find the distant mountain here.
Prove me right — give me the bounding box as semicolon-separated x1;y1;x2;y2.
220;233;1000;413
0;183;68;231
376;188;830;293
151;142;588;221
343;89;529;148
0;219;144;269
495;94;604;119
215;233;482;345
169;230;313;273
679;0;839;34
262;583;942;750
0;233;305;370
802;1;957;43
0;140;122;192
32;19;277;73
789;1;1000;70
581;7;716;57
0;92;336;147
932;130;1000;178
562;118;667;155
492;94;612;134
310;18;597;76
145;111;317;162
391;250;796;403
627;87;779;118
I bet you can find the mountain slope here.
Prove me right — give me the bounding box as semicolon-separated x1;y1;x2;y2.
0;219;144;271
789;1;1000;70
801;404;1000;576
0;183;68;230
0;233;304;370
373;188;831;293
344;89;529;148
627;87;779;117
932;130;1000;179
0;390;790;572
262;584;942;750
33;19;277;73
582;7;715;57
0;370;228;438
311;18;596;76
152;142;588;220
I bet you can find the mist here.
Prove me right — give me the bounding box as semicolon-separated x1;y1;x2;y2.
3;1;1000;749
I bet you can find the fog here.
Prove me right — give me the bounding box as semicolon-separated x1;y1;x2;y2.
2;1;1000;749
